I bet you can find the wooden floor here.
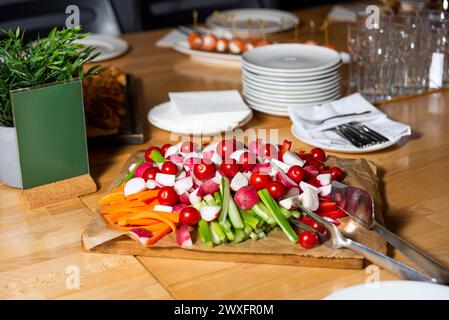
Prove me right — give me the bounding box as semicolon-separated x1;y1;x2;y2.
1;4;449;299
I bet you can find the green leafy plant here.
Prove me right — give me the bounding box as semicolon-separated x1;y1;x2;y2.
0;26;106;127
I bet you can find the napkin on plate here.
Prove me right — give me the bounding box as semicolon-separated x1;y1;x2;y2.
288;93;411;149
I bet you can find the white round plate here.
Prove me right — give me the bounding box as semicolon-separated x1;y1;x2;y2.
206;9;299;38
243;58;341;75
243;89;341;106
291;124;401;154
324;281;449;300
148;102;253;135
75;34;129;62
243;87;341;104
243;79;341;96
242;44;341;72
173;41;241;67
242;61;342;78
243;66;342;82
245;101;289;117
242;71;341;87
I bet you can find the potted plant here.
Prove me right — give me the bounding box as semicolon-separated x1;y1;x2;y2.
0;27;104;188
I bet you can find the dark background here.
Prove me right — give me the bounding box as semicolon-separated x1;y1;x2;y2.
0;0;346;39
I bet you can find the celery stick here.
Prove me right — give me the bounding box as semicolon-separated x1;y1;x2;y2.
214;192;222;206
252;202;276;225
220;219;235;241
117;159;143;187
243;223;253;236
233;228;246;243
150;149;165;163
258;189;298;244
209;223;222;245
241;210;260;229
211;221;226;242
228;196;245;229
257;231;266;239
280;207;293;219
249;232;258;240
218;177;230;224
198;219;213;247
203;194;216;206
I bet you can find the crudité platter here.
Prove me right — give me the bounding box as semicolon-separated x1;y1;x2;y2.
82;139;385;269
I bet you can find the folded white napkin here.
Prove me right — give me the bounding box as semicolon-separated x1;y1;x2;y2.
156;29;187;48
289;93;411;149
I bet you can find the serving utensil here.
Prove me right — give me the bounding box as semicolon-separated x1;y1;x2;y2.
330;181;449;284
293;203;436;283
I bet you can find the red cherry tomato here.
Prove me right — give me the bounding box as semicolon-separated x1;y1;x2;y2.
310;148;326;163
299;231;319;249
142;167;159;181
330;167;344;181
249;172;272;190
179;207;200;226
144;146;161;162
287;166;304;183
220;159;240;178
216;139;236;158
160;143;172;156
239;151;256;170
188;32;202;49
258;143;278;159
193;160;216;180
181;141;198;153
299;216;326;233
161;161;178;175
157;186;178;206
266;181;286;200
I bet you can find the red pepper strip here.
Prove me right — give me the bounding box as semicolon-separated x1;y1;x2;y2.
317;201;337;213
320;209;347;220
279;139;292;158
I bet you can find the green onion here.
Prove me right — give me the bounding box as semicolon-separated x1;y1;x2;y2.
218;177;230;224
258;189;298;244
198;219;213;247
117;159;143;187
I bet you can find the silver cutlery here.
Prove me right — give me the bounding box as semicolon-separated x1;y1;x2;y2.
307;110;372;125
330;122;389;148
330;181;449;284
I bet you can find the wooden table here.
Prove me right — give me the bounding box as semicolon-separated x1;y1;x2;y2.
1;4;449;300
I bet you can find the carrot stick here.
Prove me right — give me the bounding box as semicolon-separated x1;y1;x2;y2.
147;226;171;246
118;222;169;232
123;211;177;234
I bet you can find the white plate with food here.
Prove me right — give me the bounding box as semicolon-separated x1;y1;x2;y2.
173;41;242;67
206;9;299;38
75;34;129;62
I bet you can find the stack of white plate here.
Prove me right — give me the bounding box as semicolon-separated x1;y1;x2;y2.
241;44;342;116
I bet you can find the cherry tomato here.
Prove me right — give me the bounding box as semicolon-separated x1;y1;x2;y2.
201;34;217;51
144;146;161;162
330;167;344;181
157;186;178;206
160;143;172;156
266;181;286;200
310;148;326;163
216;139;236;158
220;159;240;178
299;231;319;249
193;160;216;180
299;216;326;233
239;151;256;170
287;166;304;183
181;141;199;153
258;143;278;159
188;32;202;49
249;172;272;190
142;167;159;181
161;161;178;175
179;207;200;226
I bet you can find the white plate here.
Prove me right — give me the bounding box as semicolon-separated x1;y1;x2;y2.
75;34;129;62
173;41;241;67
245;101;289;117
243;90;341;107
243;86;341;104
242;44;341;72
243;59;341;76
206;9;299;38
243;67;342;82
243;79;341;95
148;102;253;135
291;124;402;154
242;71;342;87
242;61;342;78
324;281;449;300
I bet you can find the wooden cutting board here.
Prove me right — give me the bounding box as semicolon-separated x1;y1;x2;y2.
82;151;386;269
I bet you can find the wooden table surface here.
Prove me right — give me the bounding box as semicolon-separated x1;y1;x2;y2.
2;4;449;300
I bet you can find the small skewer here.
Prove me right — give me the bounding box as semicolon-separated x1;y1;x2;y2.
321;18;330;46
193;10;198;30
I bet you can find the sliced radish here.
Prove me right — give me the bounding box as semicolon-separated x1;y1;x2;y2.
286;186;300;197
211;151;223;165
124;178;146;197
191;170;204;187
173;204;187;213
200;179;220;196
202;150;214;162
179;192;191;205
202;141;219;154
242;170;252;180
300;181;320;193
167;154;184;164
176;170;187;180
317;173;332;186
155;173;176;187
303;165;319;178
145;179;158;190
134;162;153;178
128;162;137;172
153;204;173;212
164;145;179;159
127;228;153;246
230;149;247;162
319;184;332;197
252;163;271;174
183;156;201;171
230;172;249;192
275;171;297;188
282;151;305;167
211;170;223;184
234;186;259;210
270;158;291;173
189;187;202;204
174;176;193;195
200;205;221;221
298;187;319;212
248;139;262;155
177;225;193;248
279;195;298;210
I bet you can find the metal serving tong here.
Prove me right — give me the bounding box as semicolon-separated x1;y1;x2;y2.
326;181;449;284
